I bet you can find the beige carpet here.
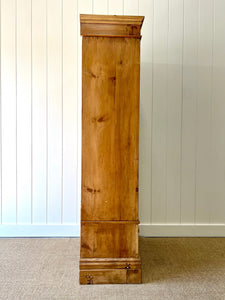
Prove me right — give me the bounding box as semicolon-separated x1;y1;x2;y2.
0;237;225;300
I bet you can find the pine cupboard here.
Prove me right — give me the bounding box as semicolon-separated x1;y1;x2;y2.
79;14;144;285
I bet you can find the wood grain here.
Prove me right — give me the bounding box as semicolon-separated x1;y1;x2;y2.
81;37;140;221
80;14;143;284
80;257;141;269
80;269;127;284
81;23;142;38
80;222;139;258
80;14;144;25
80;14;144;38
80;268;141;284
81;37;117;221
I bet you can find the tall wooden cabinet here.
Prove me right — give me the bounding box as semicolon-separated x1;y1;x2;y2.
79;14;144;285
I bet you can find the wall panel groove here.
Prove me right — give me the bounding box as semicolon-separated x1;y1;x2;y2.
32;0;47;224
30;0;33;224
0;0;2;225
139;0;153;225
17;0;32;224
47;0;63;224
1;0;17;224
61;0;63;225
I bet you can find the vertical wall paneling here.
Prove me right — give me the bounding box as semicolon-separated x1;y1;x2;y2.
77;0;92;224
166;0;183;223
124;0;138;15
1;0;225;236
32;0;47;224
62;0;77;223
151;0;169;223
138;0;153;224
195;0;214;223
108;0;123;15
17;0;32;224
93;0;107;14
0;0;2;224
180;0;198;223
47;0;62;223
1;0;17;224
211;0;225;224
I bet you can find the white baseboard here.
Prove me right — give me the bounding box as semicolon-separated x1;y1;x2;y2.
0;224;80;237
1;224;225;238
139;224;225;237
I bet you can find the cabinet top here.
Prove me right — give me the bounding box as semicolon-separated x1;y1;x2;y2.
80;14;144;38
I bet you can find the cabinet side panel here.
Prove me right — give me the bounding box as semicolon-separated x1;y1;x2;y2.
114;38;140;221
80;222;139;258
81;37;140;221
81;37;118;220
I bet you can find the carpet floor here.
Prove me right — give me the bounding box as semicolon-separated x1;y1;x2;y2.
0;237;225;299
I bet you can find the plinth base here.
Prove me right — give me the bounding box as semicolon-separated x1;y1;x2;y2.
79;257;142;284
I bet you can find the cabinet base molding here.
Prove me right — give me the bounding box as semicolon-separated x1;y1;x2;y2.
79;257;141;284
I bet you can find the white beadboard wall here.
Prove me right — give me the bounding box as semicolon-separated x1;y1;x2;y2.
0;0;225;237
